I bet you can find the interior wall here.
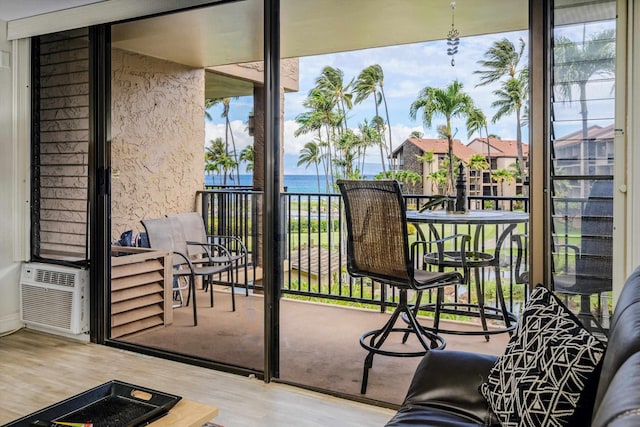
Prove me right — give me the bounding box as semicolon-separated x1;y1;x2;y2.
0;21;25;334
110;48;205;240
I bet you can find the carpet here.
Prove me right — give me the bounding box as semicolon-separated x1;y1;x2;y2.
124;288;509;405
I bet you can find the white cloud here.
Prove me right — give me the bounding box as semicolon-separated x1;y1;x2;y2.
204;119;253;153
209;30;532;174
283;119;310;154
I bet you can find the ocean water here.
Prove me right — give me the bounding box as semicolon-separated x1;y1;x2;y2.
205;174;372;193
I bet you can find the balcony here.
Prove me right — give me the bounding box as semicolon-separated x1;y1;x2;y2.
116;188;528;404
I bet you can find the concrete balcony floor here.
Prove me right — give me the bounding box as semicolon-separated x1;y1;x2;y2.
123;287;510;405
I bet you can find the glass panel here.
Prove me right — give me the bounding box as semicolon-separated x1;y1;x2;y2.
278;0;530;405
550;0;616;332
108;2;265;374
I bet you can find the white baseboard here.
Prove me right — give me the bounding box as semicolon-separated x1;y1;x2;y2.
24;325;90;343
0;312;23;336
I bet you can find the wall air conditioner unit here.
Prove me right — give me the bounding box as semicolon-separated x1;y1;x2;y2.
20;262;90;336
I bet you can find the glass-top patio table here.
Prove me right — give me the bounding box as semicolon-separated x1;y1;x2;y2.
405;209;529;338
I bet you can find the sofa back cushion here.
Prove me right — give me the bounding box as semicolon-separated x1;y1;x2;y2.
592;267;640;416
591;352;640;427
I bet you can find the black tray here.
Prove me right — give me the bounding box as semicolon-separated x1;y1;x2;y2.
3;380;182;427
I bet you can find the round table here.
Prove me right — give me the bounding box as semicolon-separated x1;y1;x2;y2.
406;209;529;338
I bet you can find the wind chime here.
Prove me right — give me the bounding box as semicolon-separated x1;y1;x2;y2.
447;2;460;66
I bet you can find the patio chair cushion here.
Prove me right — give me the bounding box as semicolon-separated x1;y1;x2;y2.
480;286;606;427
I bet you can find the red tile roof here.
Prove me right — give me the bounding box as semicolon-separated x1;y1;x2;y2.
467;137;529;158
395;138;478;164
553;124;615;147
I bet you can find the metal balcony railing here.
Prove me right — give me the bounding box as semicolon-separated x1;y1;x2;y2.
198;187;531;318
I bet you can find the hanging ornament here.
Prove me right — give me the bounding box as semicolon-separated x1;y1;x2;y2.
446;2;460;67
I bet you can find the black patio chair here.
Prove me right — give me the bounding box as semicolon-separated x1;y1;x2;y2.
167;212;249;311
511;233;529;286
553;180;613;333
141;216;233;326
337;179;465;394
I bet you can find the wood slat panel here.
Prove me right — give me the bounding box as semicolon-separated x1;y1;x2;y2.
111;259;164;279
111;315;164;337
111;271;164;291
112;305;164;327
111;282;164;303
112;294;164;314
110;247;172;337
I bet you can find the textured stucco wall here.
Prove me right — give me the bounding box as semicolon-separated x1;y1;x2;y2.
111;49;205;239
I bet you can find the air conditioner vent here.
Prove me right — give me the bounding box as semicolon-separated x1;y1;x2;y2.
36;269;76;287
21;284;74;330
20;262;89;336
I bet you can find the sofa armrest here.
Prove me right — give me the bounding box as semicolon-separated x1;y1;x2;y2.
402;350;499;425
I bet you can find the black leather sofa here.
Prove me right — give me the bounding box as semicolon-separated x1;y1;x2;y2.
386;267;640;426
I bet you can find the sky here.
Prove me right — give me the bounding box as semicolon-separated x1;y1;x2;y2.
205;30;529;175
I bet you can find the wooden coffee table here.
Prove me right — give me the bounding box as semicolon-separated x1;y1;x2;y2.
149;399;219;427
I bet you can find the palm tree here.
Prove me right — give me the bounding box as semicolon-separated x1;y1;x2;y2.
315;66;353;132
409;80;474;192
428;169;449;195
239;145;254;172
334;129;361;178
492;167;515;197
466;107;495;196
205;137;237;185
475;37;526;85
206;97;241;183
353;64;392;173
357;119;380;175
491;72;528;179
554;28;615;140
468;154;489;196
205;138;224;178
475;37;528;183
416;150;435;193
295;88;340;188
297;141;323;192
375;170;422;193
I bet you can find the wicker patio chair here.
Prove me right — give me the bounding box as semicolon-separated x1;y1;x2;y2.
337;179;466;394
141;216;233;326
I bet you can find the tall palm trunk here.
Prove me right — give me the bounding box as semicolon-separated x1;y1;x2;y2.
325;126;335;188
484;126;494;196
374;101;386;175
380;85;393;174
227;117;240;183
447;136;455;193
515;109;524;185
579;82;589;180
339;98;349;132
318;130;330;192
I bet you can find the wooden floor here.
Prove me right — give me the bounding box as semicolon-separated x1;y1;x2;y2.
0;329;395;427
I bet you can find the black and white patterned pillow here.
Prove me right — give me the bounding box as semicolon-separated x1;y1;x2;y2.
480;286;606;427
